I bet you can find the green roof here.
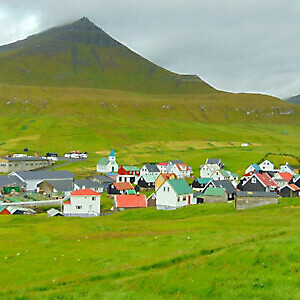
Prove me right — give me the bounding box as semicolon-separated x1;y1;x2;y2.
204;187;226;196
98;157;109;165
123;165;140;171
142;174;158;183
196;178;212;184
168;179;193;195
127;189;136;195
219;170;230;177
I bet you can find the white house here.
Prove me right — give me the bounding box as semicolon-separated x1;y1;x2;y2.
166;162;192;178
259;160;274;172
97;149;118;173
63;188;101;217
245;164;261;174
156;179;194;210
140;164;160;177
280;163;295;175
157;162;168;173
211;169;231;181
200;165;216;178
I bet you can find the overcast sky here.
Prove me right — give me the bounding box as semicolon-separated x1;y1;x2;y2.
0;0;299;98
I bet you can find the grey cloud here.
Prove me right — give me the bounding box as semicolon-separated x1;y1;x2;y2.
0;0;299;98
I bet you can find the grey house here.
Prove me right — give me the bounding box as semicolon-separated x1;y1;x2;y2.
0;156;50;173
74;179;103;192
37;179;74;197
203;180;236;200
90;175;115;192
0;175;26;193
10;171;74;191
235;191;278;210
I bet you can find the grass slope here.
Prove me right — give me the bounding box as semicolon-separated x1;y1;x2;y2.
1;199;300;299
0;18;214;94
0;84;299;175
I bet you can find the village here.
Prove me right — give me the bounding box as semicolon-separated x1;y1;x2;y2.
0;149;299;216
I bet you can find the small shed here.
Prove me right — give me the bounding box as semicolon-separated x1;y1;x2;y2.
204;187;227;203
235;191;278;210
47;208;63;217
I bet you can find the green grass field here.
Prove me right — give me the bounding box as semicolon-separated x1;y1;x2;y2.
0;84;299;176
1;199;300;299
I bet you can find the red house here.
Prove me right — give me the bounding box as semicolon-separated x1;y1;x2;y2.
117;165;140;183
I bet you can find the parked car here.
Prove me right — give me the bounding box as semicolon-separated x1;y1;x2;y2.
13;154;27;158
64;153;71;158
80;152;88;159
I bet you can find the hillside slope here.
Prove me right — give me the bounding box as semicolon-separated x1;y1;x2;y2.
286;95;300;105
0;17;214;94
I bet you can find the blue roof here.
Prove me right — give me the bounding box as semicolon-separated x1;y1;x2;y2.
109;149;115;157
252;164;261;170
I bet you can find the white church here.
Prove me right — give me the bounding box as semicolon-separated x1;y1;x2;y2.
97;149;119;173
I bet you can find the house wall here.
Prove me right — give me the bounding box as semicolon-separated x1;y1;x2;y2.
235;196;278;210
97;161;118;173
156;181;191;210
0;159;50;173
204;194;227;203
37;181;54;196
241;179;265;192
259;161;274;172
63;195;101;216
200;164;219;178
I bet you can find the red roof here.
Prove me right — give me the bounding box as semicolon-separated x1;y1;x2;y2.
70;188;101;196
160;173;176;180
278;172;293;182
113;182;134;191
176;163;191;172
115;194;147;208
158;162;168;166
288;184;300;191
256;173;277;187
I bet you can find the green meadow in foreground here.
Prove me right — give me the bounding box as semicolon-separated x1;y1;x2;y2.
0;198;300;299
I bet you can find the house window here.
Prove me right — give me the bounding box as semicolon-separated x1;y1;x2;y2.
0;163;6;166
76;206;82;210
251;178;257;184
167;187;170;192
178;197;180;202
163;187;166;191
183;196;186;201
92;197;95;201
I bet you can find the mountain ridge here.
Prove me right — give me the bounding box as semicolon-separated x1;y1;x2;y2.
286;94;300;105
0;17;214;94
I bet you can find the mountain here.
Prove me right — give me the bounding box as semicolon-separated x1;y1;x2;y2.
0;17;299;159
286;95;300;105
0;17;214;94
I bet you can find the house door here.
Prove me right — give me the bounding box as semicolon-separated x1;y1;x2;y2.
112;166;115;172
188;196;191;204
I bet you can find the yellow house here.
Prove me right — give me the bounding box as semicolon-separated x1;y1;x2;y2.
155;173;176;190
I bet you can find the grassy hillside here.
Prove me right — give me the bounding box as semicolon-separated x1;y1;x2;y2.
0;17;214;94
1;199;300;299
0;84;299;175
0;18;299;174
